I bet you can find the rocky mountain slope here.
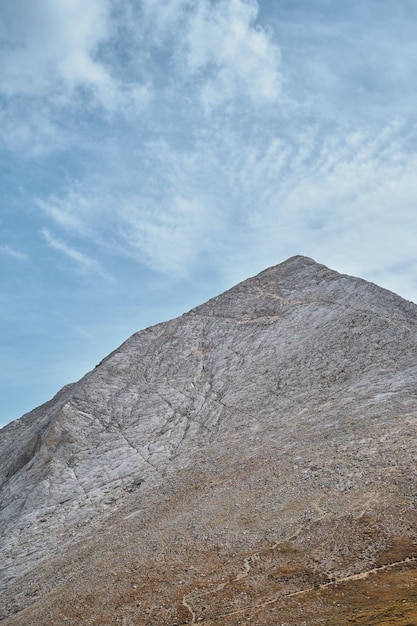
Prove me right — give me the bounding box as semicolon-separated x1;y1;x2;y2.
1;255;417;625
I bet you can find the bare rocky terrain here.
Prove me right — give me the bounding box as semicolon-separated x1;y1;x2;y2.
1;255;417;625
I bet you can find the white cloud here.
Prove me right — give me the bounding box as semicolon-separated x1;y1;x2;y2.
116;193;218;276
37;193;94;234
0;244;28;262
0;0;280;154
0;0;152;152
140;0;281;111
215;123;417;293
41;228;108;278
0;0;111;99
38;179;220;278
182;0;281;110
35;120;417;298
0;0;280;127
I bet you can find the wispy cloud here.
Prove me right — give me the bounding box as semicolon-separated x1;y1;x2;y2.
41;228;109;278
37;194;93;233
36;119;417;292
187;120;417;286
0;244;28;262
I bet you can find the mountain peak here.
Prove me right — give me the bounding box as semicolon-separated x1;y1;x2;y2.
189;255;412;324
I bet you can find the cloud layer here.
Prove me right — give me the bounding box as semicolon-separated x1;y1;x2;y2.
2;0;417;289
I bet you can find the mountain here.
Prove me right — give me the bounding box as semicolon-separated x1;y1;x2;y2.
1;255;417;625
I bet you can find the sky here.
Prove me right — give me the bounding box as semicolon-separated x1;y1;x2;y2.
1;0;417;427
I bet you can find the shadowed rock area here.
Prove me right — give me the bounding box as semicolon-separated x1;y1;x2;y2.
1;255;417;625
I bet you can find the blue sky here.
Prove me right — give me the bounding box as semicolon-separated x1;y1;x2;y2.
1;0;417;427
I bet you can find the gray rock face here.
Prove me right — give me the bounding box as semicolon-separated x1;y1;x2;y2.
1;256;417;625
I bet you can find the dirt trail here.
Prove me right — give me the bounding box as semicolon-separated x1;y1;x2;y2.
210;556;417;622
182;540;416;625
181;503;324;622
182;594;197;625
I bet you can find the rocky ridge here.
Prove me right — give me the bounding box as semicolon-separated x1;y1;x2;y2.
1;255;417;625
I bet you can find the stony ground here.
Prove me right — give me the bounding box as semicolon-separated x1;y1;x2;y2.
1;256;417;624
